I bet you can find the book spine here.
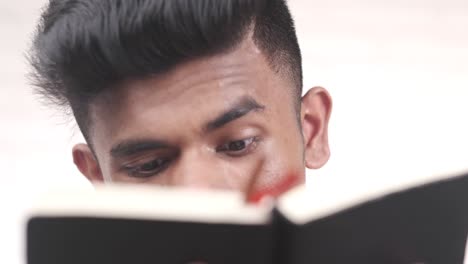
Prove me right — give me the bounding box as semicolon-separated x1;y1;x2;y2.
271;208;296;264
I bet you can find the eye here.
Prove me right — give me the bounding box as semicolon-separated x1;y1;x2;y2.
123;157;172;178
216;137;259;157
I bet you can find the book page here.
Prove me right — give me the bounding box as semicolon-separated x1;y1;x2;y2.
28;184;272;225
464;235;468;264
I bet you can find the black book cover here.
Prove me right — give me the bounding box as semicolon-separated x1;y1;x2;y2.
28;217;274;264
276;173;468;264
27;173;468;264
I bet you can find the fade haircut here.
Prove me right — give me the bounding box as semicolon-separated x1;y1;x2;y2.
29;0;302;142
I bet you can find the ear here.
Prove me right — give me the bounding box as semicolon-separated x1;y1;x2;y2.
300;87;333;169
72;143;104;183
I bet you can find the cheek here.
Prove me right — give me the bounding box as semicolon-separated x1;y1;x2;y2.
212;159;255;190
248;141;305;202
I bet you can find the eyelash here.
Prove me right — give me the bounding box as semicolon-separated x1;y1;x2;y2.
216;136;260;157
123;137;260;178
123;157;172;178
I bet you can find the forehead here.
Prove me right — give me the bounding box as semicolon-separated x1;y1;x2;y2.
89;38;292;144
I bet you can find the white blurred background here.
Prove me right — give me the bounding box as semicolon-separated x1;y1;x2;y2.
1;0;467;263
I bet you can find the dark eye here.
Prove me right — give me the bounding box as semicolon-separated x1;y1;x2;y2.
124;158;171;178
217;137;258;157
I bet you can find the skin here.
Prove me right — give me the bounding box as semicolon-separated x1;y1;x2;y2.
72;36;332;198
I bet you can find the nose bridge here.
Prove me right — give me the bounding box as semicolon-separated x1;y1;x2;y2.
172;148;225;189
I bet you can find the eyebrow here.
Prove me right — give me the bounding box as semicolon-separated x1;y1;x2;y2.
204;96;265;132
110;139;170;158
109;96;264;158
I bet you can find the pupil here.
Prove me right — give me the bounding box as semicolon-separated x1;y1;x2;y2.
229;140;245;151
142;160;160;171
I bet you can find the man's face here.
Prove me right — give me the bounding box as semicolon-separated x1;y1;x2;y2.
73;38;331;196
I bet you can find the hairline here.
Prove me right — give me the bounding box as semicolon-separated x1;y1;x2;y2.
85;32;301;149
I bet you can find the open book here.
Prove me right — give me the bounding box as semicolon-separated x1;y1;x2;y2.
27;173;468;264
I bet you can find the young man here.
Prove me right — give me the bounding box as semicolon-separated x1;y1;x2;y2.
30;0;332;198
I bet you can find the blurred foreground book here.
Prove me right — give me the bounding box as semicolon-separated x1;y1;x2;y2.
27;173;468;264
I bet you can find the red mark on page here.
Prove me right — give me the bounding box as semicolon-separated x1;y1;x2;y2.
246;173;300;204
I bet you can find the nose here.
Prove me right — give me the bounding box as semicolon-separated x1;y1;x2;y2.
170;149;234;190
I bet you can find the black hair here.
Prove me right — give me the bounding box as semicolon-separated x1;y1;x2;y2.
29;0;302;142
